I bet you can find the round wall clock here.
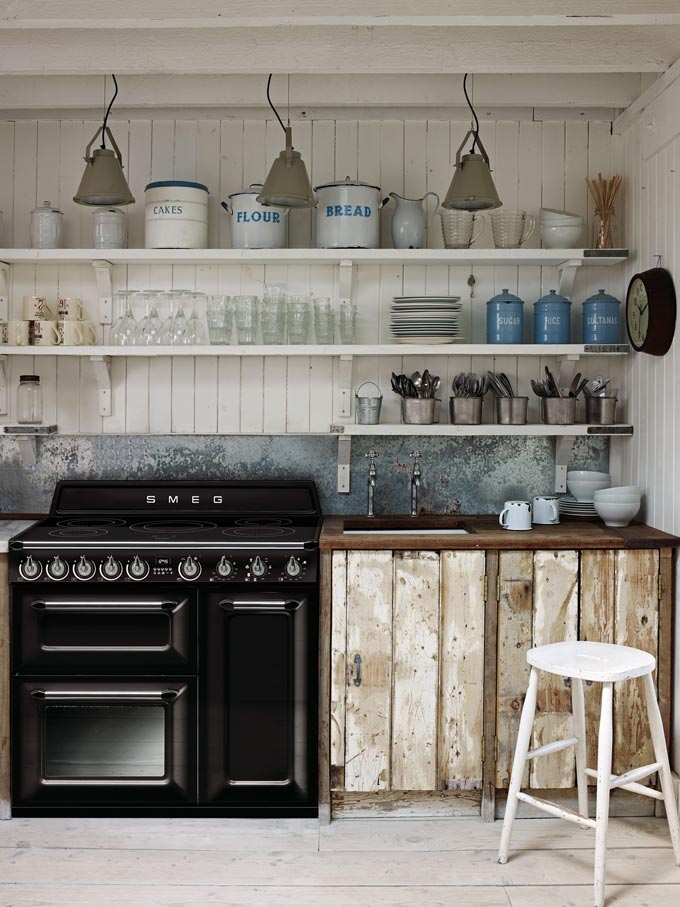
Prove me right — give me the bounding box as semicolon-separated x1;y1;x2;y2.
625;267;676;355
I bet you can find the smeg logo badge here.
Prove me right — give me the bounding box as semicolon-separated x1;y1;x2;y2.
145;495;224;504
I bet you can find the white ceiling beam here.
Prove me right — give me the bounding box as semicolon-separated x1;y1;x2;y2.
613;57;680;133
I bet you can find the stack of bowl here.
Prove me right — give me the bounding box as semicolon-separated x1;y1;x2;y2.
540;209;584;249
594;486;642;527
566;470;611;502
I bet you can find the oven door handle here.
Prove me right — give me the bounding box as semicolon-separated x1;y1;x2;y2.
30;689;180;701
219;599;302;611
30;601;181;613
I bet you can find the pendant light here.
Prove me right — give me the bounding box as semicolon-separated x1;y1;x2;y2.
257;75;315;209
442;74;502;211
74;75;135;207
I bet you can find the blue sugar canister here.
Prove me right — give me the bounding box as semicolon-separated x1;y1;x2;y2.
486;288;525;344
534;289;571;344
582;288;621;344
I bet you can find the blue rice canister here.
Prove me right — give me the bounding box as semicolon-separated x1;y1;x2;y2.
534;289;572;344
486;288;524;344
582;288;621;344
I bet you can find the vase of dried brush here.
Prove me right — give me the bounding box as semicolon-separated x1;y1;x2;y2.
586;173;622;249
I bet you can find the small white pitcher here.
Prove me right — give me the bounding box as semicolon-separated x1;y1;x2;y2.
390;191;440;249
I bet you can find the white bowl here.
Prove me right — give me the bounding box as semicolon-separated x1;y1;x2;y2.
594;500;640;527
541;224;583;249
539;215;584;227
594;485;642;497
567;471;611;481
593;493;640;505
540;208;583;222
567;480;611;502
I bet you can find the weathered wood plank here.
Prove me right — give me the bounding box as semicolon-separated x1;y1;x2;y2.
392;550;440;791
657;547;673;747
0;554;8;819
438;549;485;791
331;789;480;819
329;550;347;792
496;550;534;788
318;549;333;823
344;550;393;792
614;548;660;777
482;550;500;821
580;549;616;782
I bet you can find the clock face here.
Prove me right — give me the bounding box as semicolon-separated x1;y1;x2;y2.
626;277;649;349
625;268;676;355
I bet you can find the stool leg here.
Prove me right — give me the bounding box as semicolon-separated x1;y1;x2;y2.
594;681;613;907
643;673;680;864
572;676;589;819
498;666;538;864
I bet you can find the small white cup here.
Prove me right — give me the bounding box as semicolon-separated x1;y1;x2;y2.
499;500;533;531
58;297;85;321
0;320;30;345
533;495;560;525
58;319;96;345
22;296;52;320
30;320;59;346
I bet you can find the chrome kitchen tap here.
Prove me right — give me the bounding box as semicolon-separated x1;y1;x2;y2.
410;450;422;517
365;450;378;517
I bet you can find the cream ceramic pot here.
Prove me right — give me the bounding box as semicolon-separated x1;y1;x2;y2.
222;184;288;249
144;180;209;249
314;177;388;249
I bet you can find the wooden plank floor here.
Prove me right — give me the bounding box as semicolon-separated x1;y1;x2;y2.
0;816;678;905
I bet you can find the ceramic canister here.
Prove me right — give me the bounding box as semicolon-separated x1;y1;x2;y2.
313;177;388;249
223;184;288;249
144;180;209;249
582;288;621;344
534;289;571;344
486;288;524;344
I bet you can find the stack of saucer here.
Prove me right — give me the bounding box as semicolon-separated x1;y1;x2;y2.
559;496;598;518
390;296;464;344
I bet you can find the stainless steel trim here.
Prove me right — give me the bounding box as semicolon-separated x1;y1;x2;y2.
20;541;307;550
30;600;180;612
30;689;180;700
219;599;299;610
228;779;292;787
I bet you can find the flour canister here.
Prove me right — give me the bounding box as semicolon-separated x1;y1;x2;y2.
313;177;389;249
582;288;621;344
486;288;524;344
534;289;572;344
144;180;209;249
222;184;288;249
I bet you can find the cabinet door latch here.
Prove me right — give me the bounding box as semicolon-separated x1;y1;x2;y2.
353;653;362;686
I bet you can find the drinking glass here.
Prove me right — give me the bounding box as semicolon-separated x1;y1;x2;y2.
161;301;189;345
314;297;335;344
261;297;287;344
234;295;259;345
110;291;139;346
287;295;312;345
134;292;163;346
186;308;208;345
206;295;232;344
338;302;357;344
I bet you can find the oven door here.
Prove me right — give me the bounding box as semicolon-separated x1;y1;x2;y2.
14;679;195;806
202;589;317;811
14;587;196;673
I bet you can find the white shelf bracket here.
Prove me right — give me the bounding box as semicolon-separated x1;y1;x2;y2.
338;259;354;304
557;258;582;298
92;260;113;324
556;355;579;388
90;355;112;416
16;434;37;469
336;354;354;420
0;262;9;321
554;435;576;493
0;354;7;415
335;432;352;494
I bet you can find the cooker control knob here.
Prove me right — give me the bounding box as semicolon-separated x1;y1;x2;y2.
46;555;68;581
284;556;302;578
179;556;201;581
74;555;96;581
216;556;234;578
251;555;267;578
127;555;150;581
19;555;42;581
100;555;123;581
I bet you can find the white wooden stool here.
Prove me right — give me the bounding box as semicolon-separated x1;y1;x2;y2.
498;641;680;907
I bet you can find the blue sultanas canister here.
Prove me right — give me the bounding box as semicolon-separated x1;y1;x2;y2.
582;289;621;343
486;288;525;344
534;289;571;344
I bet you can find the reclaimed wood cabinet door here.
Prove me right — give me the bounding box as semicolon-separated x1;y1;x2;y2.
330;549;486;817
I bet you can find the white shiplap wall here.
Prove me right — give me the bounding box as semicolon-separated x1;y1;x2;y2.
0;114;625;433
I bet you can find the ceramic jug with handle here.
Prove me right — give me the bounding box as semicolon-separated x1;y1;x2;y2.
390;191;440;249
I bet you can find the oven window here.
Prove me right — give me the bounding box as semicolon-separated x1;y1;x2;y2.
43;704;166;778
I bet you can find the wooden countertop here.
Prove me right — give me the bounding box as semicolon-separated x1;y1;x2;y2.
320;514;680;550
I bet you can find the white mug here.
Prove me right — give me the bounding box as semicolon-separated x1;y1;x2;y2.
22;296;52;320
499;500;533;531
0;320;30;345
30;320;59;346
58;297;85;321
533;495;560;525
58;319;96;345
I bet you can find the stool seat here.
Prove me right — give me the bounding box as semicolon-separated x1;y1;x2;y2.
527;641;655;682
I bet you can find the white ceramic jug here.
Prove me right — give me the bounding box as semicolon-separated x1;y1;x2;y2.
390;191;440;249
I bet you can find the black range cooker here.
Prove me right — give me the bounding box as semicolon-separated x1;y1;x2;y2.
9;480;321;817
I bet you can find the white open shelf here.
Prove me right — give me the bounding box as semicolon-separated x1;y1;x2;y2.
331;423;634;437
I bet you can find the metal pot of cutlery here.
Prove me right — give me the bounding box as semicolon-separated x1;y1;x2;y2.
486;371;528;425
391;370;441;424
532;367;594;424
449;372;487;424
583;376;618;424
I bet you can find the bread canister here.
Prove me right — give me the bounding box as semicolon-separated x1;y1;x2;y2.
534;289;571;344
222;184;288;249
313;177;388;249
144;180;209;249
582;288;621;343
486;288;524;344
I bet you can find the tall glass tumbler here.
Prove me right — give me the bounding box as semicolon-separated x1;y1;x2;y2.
287;295;312;344
261;297;287;344
338;302;357;344
207;295;232;344
314;297;335;344
234;295;259;345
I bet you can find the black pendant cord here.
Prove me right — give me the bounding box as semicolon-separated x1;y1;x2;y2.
267;73;287;134
463;73;480;153
100;74;119;149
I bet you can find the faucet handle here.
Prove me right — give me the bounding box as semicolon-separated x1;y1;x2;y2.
366;449;379;462
410;450;422;460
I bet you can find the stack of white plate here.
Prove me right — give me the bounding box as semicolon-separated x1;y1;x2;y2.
390;296;464;344
559;496;598;518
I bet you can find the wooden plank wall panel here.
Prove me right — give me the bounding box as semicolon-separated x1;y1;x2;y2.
391;550;440;792
344;550;393;792
329;550;347;791
438;550;485;791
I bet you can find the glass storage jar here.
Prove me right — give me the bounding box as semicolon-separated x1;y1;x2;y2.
17;375;43;424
